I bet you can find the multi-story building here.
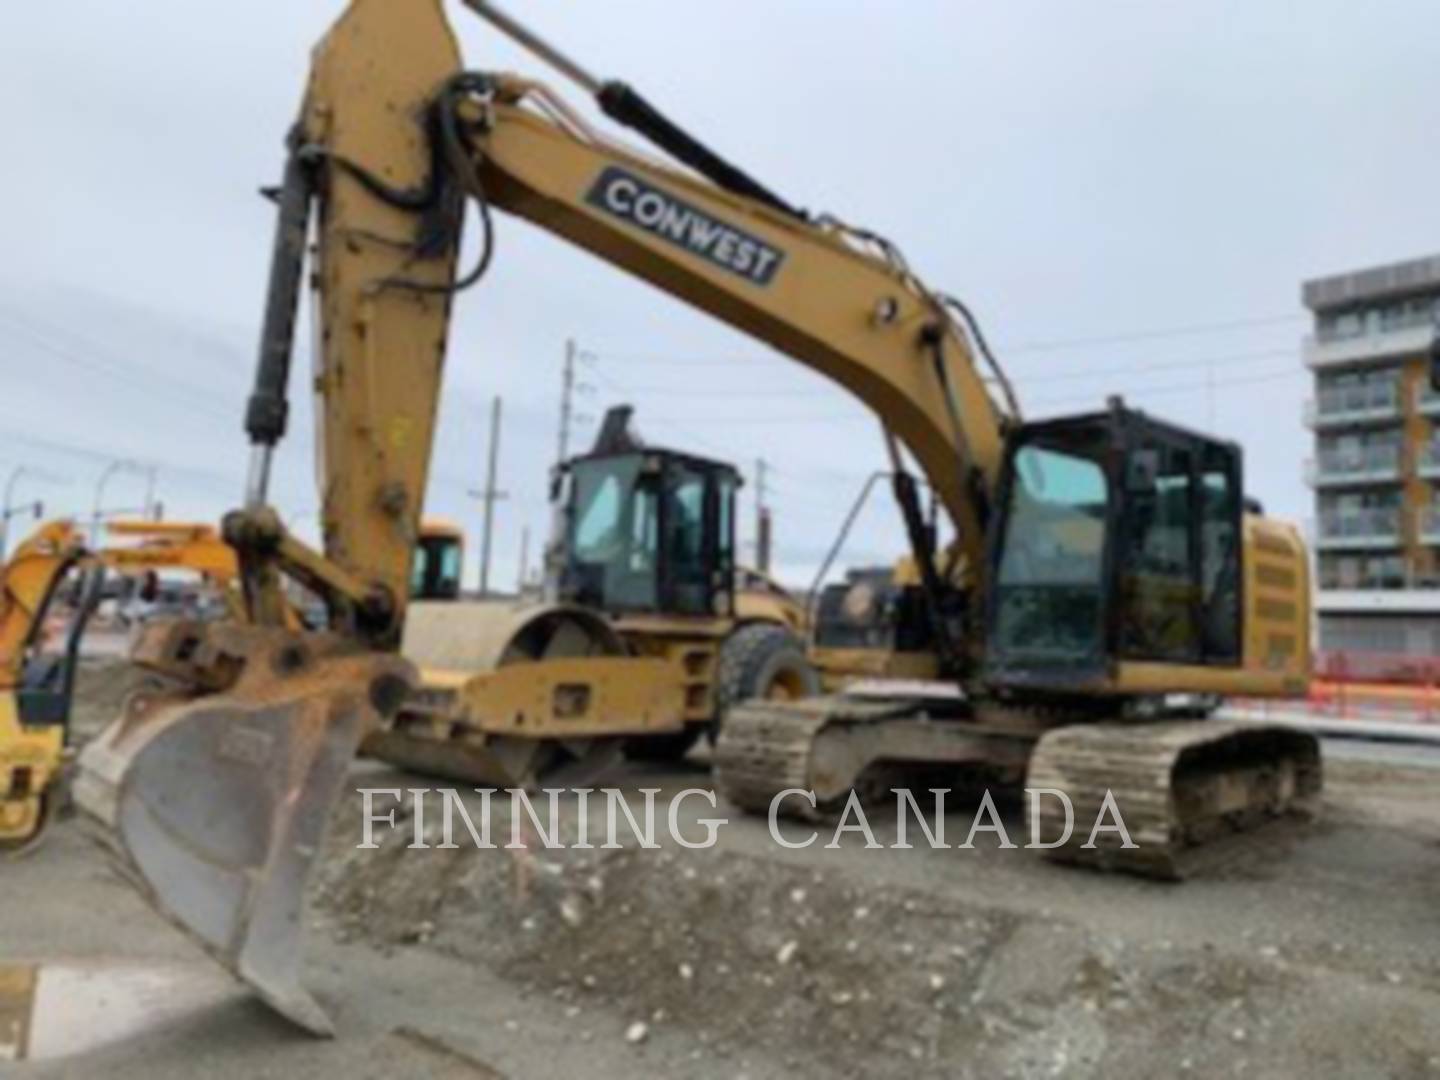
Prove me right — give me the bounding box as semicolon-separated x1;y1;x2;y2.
1303;253;1440;665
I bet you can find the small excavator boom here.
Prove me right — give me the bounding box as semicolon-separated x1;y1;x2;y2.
1;519;242;853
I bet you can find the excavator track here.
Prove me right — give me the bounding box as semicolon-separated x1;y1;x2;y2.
719;698;1322;881
715;694;1017;815
715;696;923;814
714;698;842;815
1027;718;1323;880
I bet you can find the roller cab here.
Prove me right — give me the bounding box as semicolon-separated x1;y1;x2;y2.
368;415;756;787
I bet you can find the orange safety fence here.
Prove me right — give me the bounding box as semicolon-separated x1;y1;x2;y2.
1307;649;1440;723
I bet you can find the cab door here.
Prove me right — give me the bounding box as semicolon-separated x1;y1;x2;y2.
1115;425;1241;666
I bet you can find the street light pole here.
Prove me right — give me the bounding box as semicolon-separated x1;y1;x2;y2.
0;466;27;562
0;467;67;561
91;460;140;546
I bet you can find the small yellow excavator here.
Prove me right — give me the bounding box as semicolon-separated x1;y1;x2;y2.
0;513;489;854
73;0;1316;1034
0;519;240;854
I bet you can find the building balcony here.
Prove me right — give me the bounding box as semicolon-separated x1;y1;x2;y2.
1315;587;1440;613
1303;322;1435;369
1306;447;1404;487
1417;443;1440;480
1304;384;1402;428
1315;509;1402;550
1416;382;1440;418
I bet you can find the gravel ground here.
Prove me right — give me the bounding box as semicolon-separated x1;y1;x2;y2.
5;661;1439;1078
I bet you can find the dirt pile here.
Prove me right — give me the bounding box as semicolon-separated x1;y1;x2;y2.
310;788;1394;1079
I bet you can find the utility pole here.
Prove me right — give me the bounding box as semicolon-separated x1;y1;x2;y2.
1205;359;1216;431
517;524;531;593
469;396;508;595
556;339;596;468
143;466;159;521
558;339;577;468
754;457;773;574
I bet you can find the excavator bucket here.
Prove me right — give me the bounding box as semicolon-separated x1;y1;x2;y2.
72;621;411;1036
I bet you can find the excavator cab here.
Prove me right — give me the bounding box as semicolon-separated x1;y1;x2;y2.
15;567;107;730
410;522;464;601
554;409;739;619
985;402;1247;692
1;530;104;854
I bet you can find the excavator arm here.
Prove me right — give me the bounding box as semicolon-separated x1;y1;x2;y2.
466;83;1006;539
72;0;1020;1035
230;0;1013;662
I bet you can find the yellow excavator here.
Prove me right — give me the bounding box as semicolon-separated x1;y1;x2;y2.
0;512;490;854
0;519;241;854
73;0;1317;1035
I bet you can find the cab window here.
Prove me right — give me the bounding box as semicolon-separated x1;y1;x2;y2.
1117;438;1241;664
992;444;1109;665
568;456;659;610
411;536;462;600
1118;444;1197;661
665;466;710;615
1200;445;1241;661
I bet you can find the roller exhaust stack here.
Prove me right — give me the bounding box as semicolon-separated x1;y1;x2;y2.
72;622;413;1036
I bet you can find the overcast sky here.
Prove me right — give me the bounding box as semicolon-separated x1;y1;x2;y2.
1;1;1436;587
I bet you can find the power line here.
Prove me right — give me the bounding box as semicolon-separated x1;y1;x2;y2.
1009;346;1296;384
582;311;1304;369
574;344;1299;400
1027;366;1307;409
999;313;1304;355
581;371;878;511
0;310;239;425
617;362;1307;426
0;422;237;489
